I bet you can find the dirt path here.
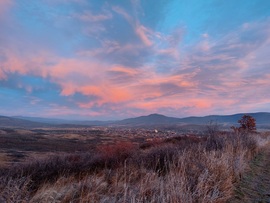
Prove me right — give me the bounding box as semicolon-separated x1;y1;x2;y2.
229;145;270;203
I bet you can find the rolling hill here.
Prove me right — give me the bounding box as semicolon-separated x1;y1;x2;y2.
181;112;270;125
116;112;270;126
117;114;181;125
0;116;50;128
0;112;269;128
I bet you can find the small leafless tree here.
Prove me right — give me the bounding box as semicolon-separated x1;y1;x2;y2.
206;120;220;137
205;121;224;151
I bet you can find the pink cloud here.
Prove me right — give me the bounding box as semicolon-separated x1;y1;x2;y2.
1;53;118;107
1;50;201;112
112;6;154;47
79;85;132;103
78;41;146;59
74;11;112;22
1;46;269;117
1;18;270;118
156;48;179;59
135;24;153;46
127;96;216;116
112;6;133;24
0;0;13;14
108;65;140;78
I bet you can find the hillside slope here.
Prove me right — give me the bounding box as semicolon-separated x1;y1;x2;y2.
0;116;49;128
1;112;270;128
117;113;181;125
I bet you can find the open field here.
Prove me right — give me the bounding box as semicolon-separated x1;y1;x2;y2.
0;125;270;202
0;126;189;166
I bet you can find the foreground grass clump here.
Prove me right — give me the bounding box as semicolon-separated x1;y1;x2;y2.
228;145;270;203
0;132;267;202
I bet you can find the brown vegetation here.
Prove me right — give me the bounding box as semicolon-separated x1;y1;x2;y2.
231;114;257;134
228;143;270;203
1;130;269;202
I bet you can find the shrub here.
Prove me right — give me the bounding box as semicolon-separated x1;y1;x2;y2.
97;141;137;161
231;114;256;133
238;115;256;132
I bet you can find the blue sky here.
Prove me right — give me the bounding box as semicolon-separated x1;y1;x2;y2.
0;0;270;119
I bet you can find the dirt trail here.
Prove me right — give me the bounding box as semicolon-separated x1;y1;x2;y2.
229;144;270;203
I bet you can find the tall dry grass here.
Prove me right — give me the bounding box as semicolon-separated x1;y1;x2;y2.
0;132;268;203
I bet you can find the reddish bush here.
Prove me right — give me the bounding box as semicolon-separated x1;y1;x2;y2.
140;138;164;149
238;115;256;132
97;141;137;160
231;115;256;133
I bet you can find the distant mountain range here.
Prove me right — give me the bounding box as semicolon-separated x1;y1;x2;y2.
12;116;110;126
117;112;270;126
0;115;50;128
117;114;180;125
0;112;269;128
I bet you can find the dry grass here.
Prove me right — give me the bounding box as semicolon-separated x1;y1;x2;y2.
0;153;10;167
0;132;268;203
228;143;270;202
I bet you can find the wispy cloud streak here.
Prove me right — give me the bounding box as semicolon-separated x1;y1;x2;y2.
0;0;270;119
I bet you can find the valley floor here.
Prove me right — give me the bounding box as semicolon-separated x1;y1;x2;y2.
1;131;270;202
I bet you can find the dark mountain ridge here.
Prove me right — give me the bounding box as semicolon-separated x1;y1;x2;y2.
0;115;50;128
13;116;112;126
117;113;180;125
0;112;269;128
181;112;270;125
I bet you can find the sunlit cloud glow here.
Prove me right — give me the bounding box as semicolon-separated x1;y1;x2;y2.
0;0;270;119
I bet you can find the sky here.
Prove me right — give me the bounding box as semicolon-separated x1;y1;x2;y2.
0;0;270;120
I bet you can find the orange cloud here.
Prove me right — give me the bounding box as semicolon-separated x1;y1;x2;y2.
79;85;132;104
1;30;270;118
1;49;200;110
74;85;133;108
109;66;139;76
